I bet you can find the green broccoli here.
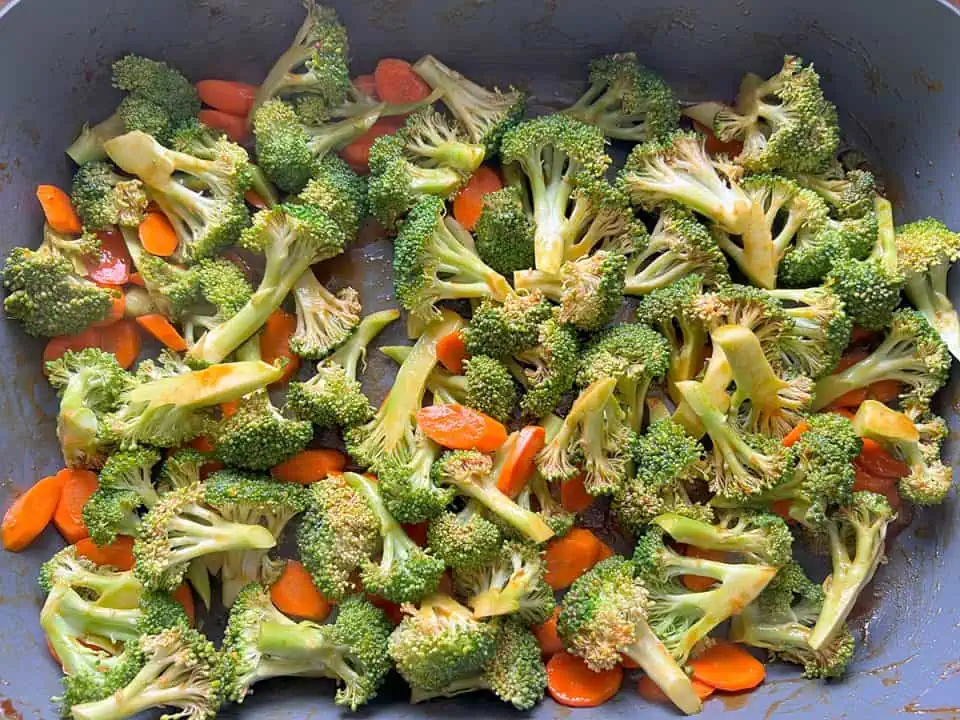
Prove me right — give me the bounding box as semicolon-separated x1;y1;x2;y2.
82;447;161;545
104;131;251;263
377;426;453;525
510;469;575;538
391;107;486;174
71;162;149;230
426;354;518;423
392;196;511;321
427;499;502;570
39;545;142;604
157;449;208;494
499;115;610;274
654;510;793;567
794;167;877;220
730;562;855;679
508;319;580;418
222;584;392;710
453;541;554;624
896;217;960;360
565;52;679;141
298;153;368;240
388;592;498;693
412;55;526;153
67;54;200;164
473;187;536;276
288;269;361;360
562;176;647;263
768;285;852;379
558;556;703;715
462;291;553;359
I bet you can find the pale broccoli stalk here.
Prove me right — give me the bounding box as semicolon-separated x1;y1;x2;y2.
289;268;361;360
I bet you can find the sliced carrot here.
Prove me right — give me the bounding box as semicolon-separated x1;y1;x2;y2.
127;272;145;287
260;309;300;385
855;438;910;478
544;528;607;590
220;400;239;419
37;185;82;234
496;426;546;497
620;654;641;670
86;229;131;286
850;326;879;345
867;379;901;403
402;522;429;547
688;641;765;692
271;449;347;485
853;469;901;513
692;121;744;158
244;190;267;209
353;74;379;100
99;320;140;369
560;471;594;513
436;330;468;374
196;80;258;117
198;109;247;143
270;559;332;622
547;651;623;708
595;540;615;563
368;594;405;625
52;469;99;544
828;407;856;421
340;116;406;174
452;166;503;231
533;607;564;657
827;388;868;409
769;500;796;524
43;327;103;364
416;403;508;452
637;674;715;704
681;546;726;591
136;314;187;352
92;290;126;328
834;348;871;373
1;474;65;551
781;420;810;448
172;583;196;626
374;58;432;104
138;212;179;257
74;536;134;570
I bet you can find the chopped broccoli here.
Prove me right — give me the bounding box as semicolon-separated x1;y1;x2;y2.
462;291;553;359
39;545;142;602
427;499;502;570
289;269;361;360
474;187;536;276
71;162;148;230
378;428;453;525
768;285;853;378
654;510;793;567
82;447;161;545
508;319;580;418
453;541;554;624
298;153;368;240
429;354;518;423
157;448;209;493
795;167;877;220
392;107;486;175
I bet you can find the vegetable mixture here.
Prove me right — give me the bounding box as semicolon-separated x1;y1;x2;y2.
3;2;958;717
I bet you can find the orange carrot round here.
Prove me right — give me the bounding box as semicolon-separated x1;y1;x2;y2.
533;607;564;657
43;327;103;365
340;116;406;174
271;449;348;485
368;593;405;625
99;319;141;369
856;438;910;478
135;314;187;352
138;212;179;257
849;326;879;345
547;651;623;708
270;559;332;622
544;528;607;590
496;425;547;497
692;121;744;159
867;379;901;403
827;388;869;410
769;500;796;524
92;290;126;328
37;185;82;234
688;641;766;691
637;674;715;704
261;309;301;385
353;74;379;100
374;58;432;104
401;522;429;547
128;272;145;287
781;420;810;448
244;189;267;210
172;583;196;626
416;403;508;452
74;536;134;570
2;474;65;551
435;330;469;374
560;471;594;513
453;166;503;231
53;469;99;544
86;229;131;286
620;654;641;670
199;109;247;143
196;79;258;117
834;348;871;373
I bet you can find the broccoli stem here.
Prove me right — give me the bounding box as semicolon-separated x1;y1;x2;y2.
811;336;917;411
714;203;777;289
55;586;141;644
185;560;213;610
622;620;702;715
513;270;561;301
459;481;554;544
66;113;126;165
532;158;573;276
672;351;732;438
344;471;401;542
307;109;384;155
712;325;786;416
331;309;402;378
872;197;898;274
905;266;960;360
675;380;755;481
70;657;192;720
165;507;276;566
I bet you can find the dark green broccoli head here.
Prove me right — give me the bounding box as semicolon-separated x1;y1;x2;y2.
253;99;316;194
71;162;148;230
825;257;902;332
213;389;313;470
515;319;580;418
474;187;536;276
426;501;502;570
555;251;626;331
460;355;517;423
298;154;368;240
463;292;553;358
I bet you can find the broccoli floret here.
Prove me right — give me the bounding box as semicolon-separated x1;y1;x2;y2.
854;400;951;506
44;348;131;468
412;55;526;153
500;115;610;274
509;319;580;418
675;379;792;502
82;448;161;545
808;492;895;650
389;592;498;692
712;55;839;174
298;153;368;240
378;429;454;525
795;168;877;220
730;562;854;679
453;541;554;624
768;285;853;379
222;584;392;710
558;556;703;715
613;419;712;534
393;107;486;175
157;448;208;494
66;54;200;164
71;162;149;230
895;217;960;360
427;499;502;570
563;177;647;263
433;450;555;544
813;309;950;412
39;545;142;601
620;129;752;235
431;354;518;423
655;510;793;567
462;292;553;359
474;187;536;276
410;618;547;710
104;131;250;263
288;269;361;360
565;52;679;141
634;525;778;663
393;196;511;322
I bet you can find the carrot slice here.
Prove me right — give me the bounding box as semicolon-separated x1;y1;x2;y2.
781;420;810;448
855;438;910;478
849;326;879;345
261;309;301;385
374;58;432;104
828;407;856;421
402;522;429;547
172;583;196;626
99;320;140;369
135;314;187;352
416;403;508;452
353;74;379;100
452;166;503;231
688;641;765;691
692;121;744;158
867;379;901;403
497;426;546;497
834;348;871;373
560;471;594;513
198;109;247;143
196;80;258;117
128;272;145;287
769;500;796;524
43;327;103;364
544;528;607;590
138;212;179;257
853;469;901;512
244;190;267;209
368;594;405;625
547;651;623;708
271;449;347;484
53;469;99;544
681;546;726;591
74;536;134;570
37;185;82;234
86;229;131;286
1;474;65;551
594;540;615;563
270;559;332;622
91;290;126;328
189;436;216;454
533;607;564;657
340;116;406;174
637;674;715;704
827;388;868;409
436;330;468;374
